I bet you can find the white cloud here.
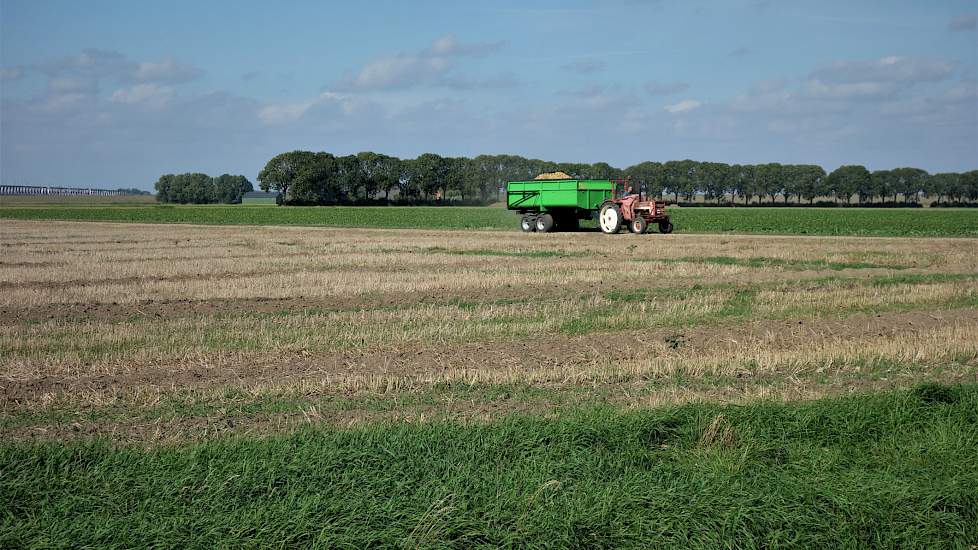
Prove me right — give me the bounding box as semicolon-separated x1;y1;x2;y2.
948;13;976;31
110;83;175;108
801;80;889;100
34;93;90;115
37;49;203;85
561;59;607;74
133;57;204;83
664;99;702;113
644;81;689;95
48;76;97;94
337;34;507;91
1;66;25;81
810;56;952;84
257;92;367;125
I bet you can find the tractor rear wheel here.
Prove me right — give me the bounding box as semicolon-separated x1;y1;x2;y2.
658;220;674;234
520;215;535;232
598;203;623;234
629;216;648;234
535;213;555;233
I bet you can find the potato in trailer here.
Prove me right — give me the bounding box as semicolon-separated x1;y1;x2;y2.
506;178;673;234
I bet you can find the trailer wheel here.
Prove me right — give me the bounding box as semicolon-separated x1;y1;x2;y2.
535;213;554;233
658;220;674;234
598;203;623;234
520;215;535;232
629;216;648;234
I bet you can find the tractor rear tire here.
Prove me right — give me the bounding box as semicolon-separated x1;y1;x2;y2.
535;213;555;233
520;215;535;232
599;203;623;234
658;220;674;234
629;216;648;234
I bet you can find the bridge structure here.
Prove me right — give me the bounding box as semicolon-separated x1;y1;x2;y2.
0;185;126;196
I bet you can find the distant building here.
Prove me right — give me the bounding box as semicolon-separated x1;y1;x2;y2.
241;191;282;205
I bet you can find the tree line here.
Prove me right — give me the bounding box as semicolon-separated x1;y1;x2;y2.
254;151;978;206
155;173;253;204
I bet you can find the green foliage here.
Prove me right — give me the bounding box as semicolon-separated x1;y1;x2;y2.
154;173;252;204
826;165;871;204
2;206;978;236
3;385;976;547
253;150;976;205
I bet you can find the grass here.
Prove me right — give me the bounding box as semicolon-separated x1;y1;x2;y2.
2;384;976;548
1;204;977;236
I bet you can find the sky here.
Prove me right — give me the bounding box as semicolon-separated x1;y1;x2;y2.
1;0;976;190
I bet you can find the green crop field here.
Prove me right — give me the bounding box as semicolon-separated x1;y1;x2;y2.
1;204;977;236
4;386;976;548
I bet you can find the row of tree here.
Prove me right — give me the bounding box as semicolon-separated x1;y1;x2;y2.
155;173;253;204
255;152;978;206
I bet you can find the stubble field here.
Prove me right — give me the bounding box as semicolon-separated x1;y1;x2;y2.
2;219;978;547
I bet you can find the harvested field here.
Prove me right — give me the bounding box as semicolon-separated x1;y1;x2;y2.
2;219;977;441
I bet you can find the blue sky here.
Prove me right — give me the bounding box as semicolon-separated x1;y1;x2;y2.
2;0;976;189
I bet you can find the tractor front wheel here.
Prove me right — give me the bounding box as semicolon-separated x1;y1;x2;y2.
658;220;674;234
599;204;623;234
535;213;555;233
629;216;648;234
520;215;535;232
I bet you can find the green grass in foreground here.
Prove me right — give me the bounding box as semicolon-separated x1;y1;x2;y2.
2;384;976;548
1;204;977;236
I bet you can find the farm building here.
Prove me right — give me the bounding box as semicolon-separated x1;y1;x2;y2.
241;191;282;205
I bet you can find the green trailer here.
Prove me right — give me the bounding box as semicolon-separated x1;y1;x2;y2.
507;179;672;234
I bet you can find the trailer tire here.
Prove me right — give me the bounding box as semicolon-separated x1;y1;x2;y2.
520;215;535;232
658;220;674;234
599;203;623;234
535;213;554;233
629;216;648;234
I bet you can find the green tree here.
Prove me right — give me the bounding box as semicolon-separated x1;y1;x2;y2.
890;167;929;203
698;162;730;203
623;161;665;198
334;155;366;200
736;164;758;204
556;163;590;179
213;174;253;204
870;170;893;203
290;152;340;204
755;163;783;203
663;159;698;201
414;153;448;199
796;165;828;204
963;170;978;203
826;165;869;204
154;174;175;203
258;151;317;202
588;162;619;180
781;165;803;204
925;173;958;204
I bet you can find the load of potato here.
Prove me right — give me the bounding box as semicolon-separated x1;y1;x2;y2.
533;171;573;180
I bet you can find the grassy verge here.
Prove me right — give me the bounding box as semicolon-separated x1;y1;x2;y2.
2;384;976;548
1;205;977;236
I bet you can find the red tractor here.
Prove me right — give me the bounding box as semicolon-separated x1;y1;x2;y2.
597;180;673;234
